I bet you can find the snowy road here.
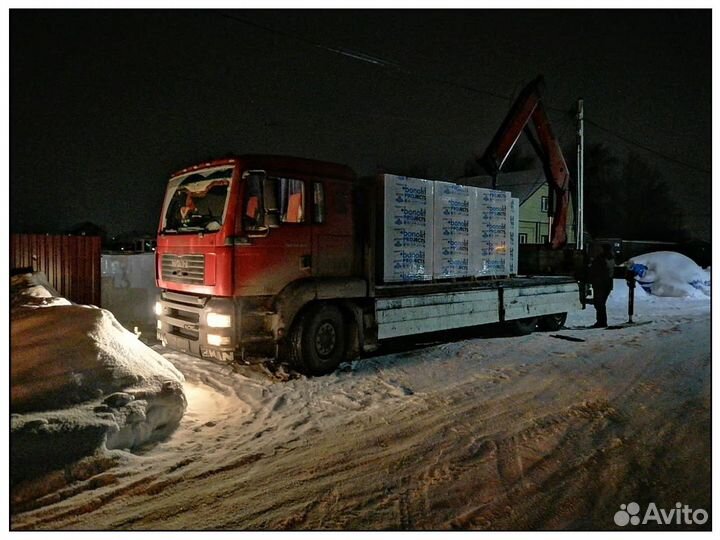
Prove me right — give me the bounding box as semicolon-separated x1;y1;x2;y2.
11;285;711;530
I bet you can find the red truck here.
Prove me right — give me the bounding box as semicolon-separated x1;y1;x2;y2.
154;77;582;374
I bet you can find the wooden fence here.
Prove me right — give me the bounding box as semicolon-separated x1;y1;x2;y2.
10;234;102;306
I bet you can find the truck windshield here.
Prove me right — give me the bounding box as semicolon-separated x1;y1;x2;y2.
161;167;234;233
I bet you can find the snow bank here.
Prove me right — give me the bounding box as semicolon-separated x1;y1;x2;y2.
11;273;187;483
625;251;711;297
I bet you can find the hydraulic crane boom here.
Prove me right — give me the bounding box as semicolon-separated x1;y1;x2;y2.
481;75;571;249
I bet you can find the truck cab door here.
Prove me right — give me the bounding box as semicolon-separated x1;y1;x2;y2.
234;176;312;296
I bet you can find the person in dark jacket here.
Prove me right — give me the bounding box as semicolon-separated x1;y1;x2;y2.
588;243;615;327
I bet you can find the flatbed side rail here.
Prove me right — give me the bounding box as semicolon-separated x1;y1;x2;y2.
373;275;577;298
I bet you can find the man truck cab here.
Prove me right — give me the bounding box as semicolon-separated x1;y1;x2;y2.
156;155;367;370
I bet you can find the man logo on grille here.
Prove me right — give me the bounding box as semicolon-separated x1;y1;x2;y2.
170;258;190;269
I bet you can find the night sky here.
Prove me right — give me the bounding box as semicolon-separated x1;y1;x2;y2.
10;9;711;239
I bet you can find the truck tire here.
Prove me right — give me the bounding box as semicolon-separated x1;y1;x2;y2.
538;312;568;331
288;303;346;375
509;317;538;336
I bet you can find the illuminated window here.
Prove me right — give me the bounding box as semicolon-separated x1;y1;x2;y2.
540;196;549;212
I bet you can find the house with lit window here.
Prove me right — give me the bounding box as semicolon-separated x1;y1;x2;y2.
459;169;576;245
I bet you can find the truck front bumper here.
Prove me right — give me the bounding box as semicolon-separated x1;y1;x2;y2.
156;291;236;363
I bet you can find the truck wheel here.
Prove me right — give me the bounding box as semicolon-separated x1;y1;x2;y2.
538;313;568;331
289;303;346;375
509;317;538;336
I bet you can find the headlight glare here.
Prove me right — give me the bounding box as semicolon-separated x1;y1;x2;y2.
207;334;231;347
207;312;232;328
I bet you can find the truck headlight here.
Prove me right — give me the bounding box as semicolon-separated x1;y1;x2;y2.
154;301;163;316
207;334;231;347
207;312;232;328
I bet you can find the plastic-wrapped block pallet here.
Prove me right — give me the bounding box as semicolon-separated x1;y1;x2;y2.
472;188;511;277
382;174;434;282
433;182;472;279
508;198;519;275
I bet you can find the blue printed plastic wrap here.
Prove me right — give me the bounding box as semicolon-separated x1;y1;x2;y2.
472;188;511;277
626;251;710;297
508;198;519;275
382;174;518;282
382;174;434;282
433;182;472;279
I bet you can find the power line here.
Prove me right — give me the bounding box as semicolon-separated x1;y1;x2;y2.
216;11;711;175
216;11;511;102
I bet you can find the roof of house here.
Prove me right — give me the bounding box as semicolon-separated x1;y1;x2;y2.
457;169;547;205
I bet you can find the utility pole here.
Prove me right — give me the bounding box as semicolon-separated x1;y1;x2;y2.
576;98;584;250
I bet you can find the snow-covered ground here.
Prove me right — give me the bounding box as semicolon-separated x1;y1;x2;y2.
11;279;710;530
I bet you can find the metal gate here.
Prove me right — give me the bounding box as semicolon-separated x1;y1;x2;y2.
10;234;102;306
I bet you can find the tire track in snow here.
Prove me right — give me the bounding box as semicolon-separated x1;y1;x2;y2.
11;308;710;530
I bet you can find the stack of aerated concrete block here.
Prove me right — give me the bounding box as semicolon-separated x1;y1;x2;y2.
382;174;519;283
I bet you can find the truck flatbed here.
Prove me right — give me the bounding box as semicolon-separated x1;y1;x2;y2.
373;276;581;340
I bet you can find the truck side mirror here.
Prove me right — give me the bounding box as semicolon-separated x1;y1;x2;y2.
263;177;281;229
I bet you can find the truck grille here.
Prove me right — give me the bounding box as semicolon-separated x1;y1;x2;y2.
159;291;206;343
161;254;205;285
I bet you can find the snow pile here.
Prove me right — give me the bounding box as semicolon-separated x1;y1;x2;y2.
11;273;187;483
626;251;711;298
